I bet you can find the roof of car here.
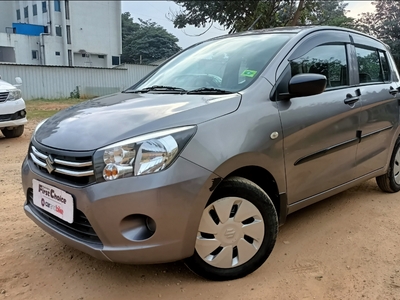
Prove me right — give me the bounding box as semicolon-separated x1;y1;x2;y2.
207;25;385;47
236;25;366;37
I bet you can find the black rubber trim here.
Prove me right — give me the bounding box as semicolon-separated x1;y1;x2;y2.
294;137;359;166
360;125;393;141
295;125;394;166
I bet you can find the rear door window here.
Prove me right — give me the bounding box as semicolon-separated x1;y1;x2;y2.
379;51;391;82
355;47;385;84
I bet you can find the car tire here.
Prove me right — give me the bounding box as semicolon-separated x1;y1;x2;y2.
185;176;278;281
1;125;24;138
376;137;400;193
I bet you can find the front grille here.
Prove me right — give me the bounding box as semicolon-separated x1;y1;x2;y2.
0;113;12;121
0;92;8;102
0;110;25;121
30;144;95;186
27;188;102;245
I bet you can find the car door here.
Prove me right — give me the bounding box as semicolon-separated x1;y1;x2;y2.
276;41;362;204
350;37;400;176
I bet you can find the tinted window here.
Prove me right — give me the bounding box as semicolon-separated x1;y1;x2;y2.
42;1;47;13
356;47;382;83
379;51;390;82
55;26;62;37
112;56;120;66
33;4;37;16
291;44;348;88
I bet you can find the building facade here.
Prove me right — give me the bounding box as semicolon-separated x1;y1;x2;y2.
0;1;122;68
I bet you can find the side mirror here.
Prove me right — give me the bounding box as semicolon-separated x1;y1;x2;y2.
14;77;22;87
288;73;326;97
280;73;326;100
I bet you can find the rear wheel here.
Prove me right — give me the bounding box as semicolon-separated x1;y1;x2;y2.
376;137;400;193
1;125;24;138
185;176;278;281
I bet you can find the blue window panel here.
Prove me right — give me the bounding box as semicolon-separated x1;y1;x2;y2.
54;0;61;12
42;2;47;13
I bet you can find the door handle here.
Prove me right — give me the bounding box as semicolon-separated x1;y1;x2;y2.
390;86;398;96
344;94;359;105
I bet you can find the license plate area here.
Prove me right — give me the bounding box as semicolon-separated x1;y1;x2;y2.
32;179;74;223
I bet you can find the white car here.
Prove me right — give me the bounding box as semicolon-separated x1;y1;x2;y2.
0;76;27;138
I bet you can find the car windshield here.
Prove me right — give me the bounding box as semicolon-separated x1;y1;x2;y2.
128;33;294;93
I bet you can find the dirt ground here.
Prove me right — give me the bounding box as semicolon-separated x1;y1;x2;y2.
1;120;400;300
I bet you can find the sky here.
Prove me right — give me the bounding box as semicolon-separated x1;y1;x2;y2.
121;1;376;50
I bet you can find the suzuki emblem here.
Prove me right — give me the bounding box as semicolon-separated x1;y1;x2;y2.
45;155;55;174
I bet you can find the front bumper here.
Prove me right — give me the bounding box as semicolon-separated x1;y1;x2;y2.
22;155;216;264
0;116;27;129
0;98;27;129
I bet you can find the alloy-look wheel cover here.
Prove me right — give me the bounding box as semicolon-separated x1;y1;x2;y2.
195;197;265;268
394;148;400;185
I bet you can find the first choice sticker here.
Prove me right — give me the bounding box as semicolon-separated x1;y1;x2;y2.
32;179;74;223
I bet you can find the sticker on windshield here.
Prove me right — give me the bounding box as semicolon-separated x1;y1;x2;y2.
241;70;258;78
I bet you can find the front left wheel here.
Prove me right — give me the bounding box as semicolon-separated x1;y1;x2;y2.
1;125;24;138
185;176;278;281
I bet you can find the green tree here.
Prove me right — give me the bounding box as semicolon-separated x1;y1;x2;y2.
356;0;400;67
121;13;182;64
169;0;354;34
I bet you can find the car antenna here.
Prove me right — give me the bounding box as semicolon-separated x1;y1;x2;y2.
248;15;262;31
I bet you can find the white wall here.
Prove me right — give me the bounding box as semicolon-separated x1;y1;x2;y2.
0;2;15;33
69;1;121;67
0;32;41;65
73;53;107;68
42;34;65;66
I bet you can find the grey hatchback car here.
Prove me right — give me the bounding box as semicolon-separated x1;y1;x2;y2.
22;26;400;281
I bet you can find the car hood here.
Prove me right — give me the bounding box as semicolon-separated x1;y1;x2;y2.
35;92;241;151
0;79;15;91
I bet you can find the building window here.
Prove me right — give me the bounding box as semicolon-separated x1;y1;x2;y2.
33;4;37;16
16;9;20;20
68;50;72;66
32;50;38;60
55;51;60;56
55;25;62;36
112;56;120;66
66;25;71;44
24;6;28;18
65;0;70;19
42;1;47;13
54;0;61;12
6;27;16;34
98;55;105;59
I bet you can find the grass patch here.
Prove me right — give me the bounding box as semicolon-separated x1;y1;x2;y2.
26;98;89;120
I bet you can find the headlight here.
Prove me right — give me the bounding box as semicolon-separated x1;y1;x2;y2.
94;126;196;181
6;89;22;101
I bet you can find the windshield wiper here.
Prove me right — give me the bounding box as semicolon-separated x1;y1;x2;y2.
126;85;187;93
187;87;233;94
